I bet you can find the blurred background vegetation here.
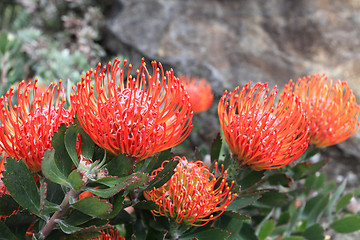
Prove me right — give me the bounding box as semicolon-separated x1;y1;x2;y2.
0;0;114;97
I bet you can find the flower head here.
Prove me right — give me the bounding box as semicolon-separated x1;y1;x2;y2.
91;227;124;240
144;156;237;226
218;82;309;170
179;76;214;113
71;58;193;160
285;74;360;148
0;79;73;172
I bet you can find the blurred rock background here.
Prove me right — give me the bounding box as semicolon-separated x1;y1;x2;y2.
103;0;360;171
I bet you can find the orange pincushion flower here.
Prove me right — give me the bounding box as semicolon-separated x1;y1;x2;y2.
179;76;214;113
71;58;193;160
285;74;360;148
0;79;73;172
144;156;237;226
218;82;309;171
0;153;7;196
92;227;124;240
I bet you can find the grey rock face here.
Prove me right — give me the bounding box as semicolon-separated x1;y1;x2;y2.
104;0;360;158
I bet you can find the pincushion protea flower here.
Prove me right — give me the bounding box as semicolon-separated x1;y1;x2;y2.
71;58;193;160
144;156;237;226
179;76;214;113
218;82;309;171
0;153;6;196
285;74;360;148
0;79;73;172
91;227;124;240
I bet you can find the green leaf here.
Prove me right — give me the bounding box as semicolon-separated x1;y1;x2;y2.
145;158;179;190
62;211;94;226
3;158;40;216
180;227;230;240
107;192;125;219
68;170;85;191
267;173;294;188
64;123;80;167
327;179;347;218
42;149;70;186
238;169;265;190
107;154;136;177
223;211;250;221
0;221;18;240
304;159;328;176
304;194;329;226
255;190;289;208
145;149;172;173
291;162;311;180
51;124;73;177
71;196;112;219
58;219;110;234
280;237;305;240
238;222;258;240
4;210;36;237
336;192;353;212
0;32;8;54
258;220;275;240
226;192;262;211
75;118;95;159
0;194;19;216
330;215;360;233
302;224;324;240
210;133;222;162
133;200;157;210
87;173;149;198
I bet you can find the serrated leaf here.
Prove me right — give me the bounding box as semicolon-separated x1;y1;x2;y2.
42;149;70;186
71;196;112;219
180;227;230;240
107;192;125;219
87;173;148;198
336;192;353;212
107;154;136;177
330;215;360;233
210;133;222;162
58;219;110;234
68;170;84;191
0;194;19;216
302;224;324;240
3;158;40;216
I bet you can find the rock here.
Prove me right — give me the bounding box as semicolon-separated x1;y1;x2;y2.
104;0;360;158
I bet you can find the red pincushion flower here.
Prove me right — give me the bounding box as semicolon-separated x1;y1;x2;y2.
71;58;193;160
91;227;124;240
179;76;214;113
0;79;73;172
144;156;237;226
285;74;360;148
218;82;309;170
